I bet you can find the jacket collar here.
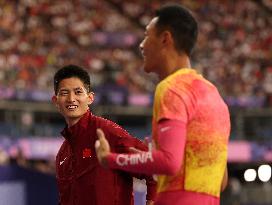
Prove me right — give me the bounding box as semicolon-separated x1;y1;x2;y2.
61;110;91;142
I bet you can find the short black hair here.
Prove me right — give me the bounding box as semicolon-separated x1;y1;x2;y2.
155;4;198;56
54;65;91;95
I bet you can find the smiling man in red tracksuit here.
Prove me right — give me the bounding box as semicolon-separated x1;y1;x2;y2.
52;65;156;205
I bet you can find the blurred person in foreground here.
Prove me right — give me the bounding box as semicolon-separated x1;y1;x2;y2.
95;4;230;205
0;148;9;166
52;65;156;205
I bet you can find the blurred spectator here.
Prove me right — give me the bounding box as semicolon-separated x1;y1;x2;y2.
33;157;55;175
229;177;242;205
0;0;271;107
0;148;10;165
11;147;29;168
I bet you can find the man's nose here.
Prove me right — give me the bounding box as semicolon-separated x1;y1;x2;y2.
139;41;144;51
67;93;76;102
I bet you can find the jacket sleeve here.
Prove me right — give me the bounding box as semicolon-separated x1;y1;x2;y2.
106;122;157;201
107;120;186;175
123;136;157;201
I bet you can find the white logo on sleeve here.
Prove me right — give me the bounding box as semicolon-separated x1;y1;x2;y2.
160;126;171;132
116;152;154;166
60;157;67;165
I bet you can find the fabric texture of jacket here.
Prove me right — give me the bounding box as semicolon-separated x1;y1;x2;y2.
56;110;156;205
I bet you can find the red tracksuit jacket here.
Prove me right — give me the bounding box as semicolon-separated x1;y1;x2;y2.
56;110;156;205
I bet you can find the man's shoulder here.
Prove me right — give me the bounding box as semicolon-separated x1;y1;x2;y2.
93;115;124;131
94;116;137;143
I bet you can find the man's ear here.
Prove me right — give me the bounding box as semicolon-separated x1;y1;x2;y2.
88;92;95;105
161;30;174;47
52;96;59;108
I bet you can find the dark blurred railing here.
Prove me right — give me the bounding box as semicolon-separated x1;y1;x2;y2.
0;100;272;140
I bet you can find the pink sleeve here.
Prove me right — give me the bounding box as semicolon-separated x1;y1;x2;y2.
107;119;186;175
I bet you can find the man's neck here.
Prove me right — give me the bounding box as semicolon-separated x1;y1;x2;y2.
67;119;80;128
158;55;191;80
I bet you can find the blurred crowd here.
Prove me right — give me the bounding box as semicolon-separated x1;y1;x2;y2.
0;137;56;175
0;0;271;107
0;146;55;175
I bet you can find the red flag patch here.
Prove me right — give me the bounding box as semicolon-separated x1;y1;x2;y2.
82;148;92;158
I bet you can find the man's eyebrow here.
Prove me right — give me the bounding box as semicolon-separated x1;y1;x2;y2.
74;87;84;90
58;87;87;93
74;87;87;91
75;87;89;93
59;88;69;92
59;87;83;90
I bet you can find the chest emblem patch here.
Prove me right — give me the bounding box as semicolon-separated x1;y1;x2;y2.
82;148;92;158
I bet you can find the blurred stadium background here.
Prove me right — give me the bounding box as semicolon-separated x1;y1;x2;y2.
0;0;271;204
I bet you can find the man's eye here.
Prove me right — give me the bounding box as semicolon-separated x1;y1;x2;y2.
59;92;68;96
75;90;84;95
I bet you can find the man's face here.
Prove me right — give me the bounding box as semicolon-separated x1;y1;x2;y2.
139;17;163;73
52;77;94;127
